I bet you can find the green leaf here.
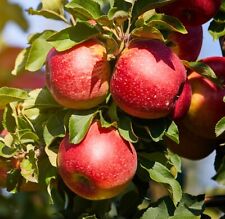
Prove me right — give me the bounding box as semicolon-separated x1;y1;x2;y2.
183;61;221;85
143;118;169;142
215;117;225;137
166;150;181;173
66;0;102;19
28;8;67;23
169;194;205;219
25;31;55;72
47;178;65;208
3;104;17;133
144;13;187;34
48;22;100;51
45;144;59;167
24;88;61;109
0;87;29;109
0;142;17;158
102;34;120;56
209;17;225;40
118;116;138;143
108;101;119;122
108;8;129;24
11;49;27;76
11;30;55;75
99;110;116;128
20;149;38;183
140;200;170;219
41;0;65;15
131;26;165;41
141;162;182;206
165;121;179;144
17;129;39;143
43;111;66;146
69;110;97;144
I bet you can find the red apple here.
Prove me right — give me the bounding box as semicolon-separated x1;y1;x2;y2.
46;39;111;109
164;124;217;160
167;26;203;61
57;122;137;200
170;80;192;120
158;0;221;26
110;39;186;119
182;57;225;139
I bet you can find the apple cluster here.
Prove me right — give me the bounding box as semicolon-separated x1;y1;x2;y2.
43;0;225;200
0;0;223;202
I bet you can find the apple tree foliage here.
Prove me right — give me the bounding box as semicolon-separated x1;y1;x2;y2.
0;0;225;218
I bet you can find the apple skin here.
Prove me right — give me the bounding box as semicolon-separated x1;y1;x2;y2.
167;26;203;61
164;124;217;160
57;122;137;200
46;39;111;110
110;39;186;119
182;57;225;139
170;80;192;120
158;0;221;26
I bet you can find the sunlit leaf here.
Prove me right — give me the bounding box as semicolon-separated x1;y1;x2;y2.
141;161;182;206
69;110;97;144
48;22;100;51
0;87;29;109
118;116;138;143
215;117;225;137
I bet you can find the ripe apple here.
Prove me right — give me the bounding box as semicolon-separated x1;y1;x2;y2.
164;124;217;160
57;122;137;200
158;0;221;26
182;56;225;139
167;26;203;61
170;80;192;120
46;39;111;110
110;39;186;119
